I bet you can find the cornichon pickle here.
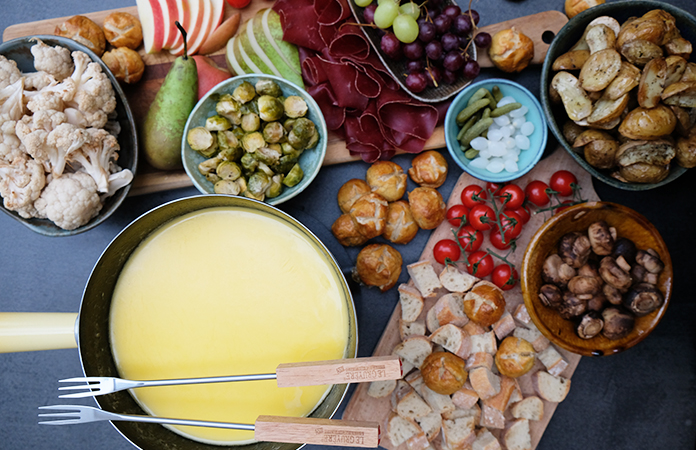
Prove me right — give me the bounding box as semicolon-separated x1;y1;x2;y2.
490;102;522;117
467;87;490;107
456;98;489;126
492;85;504;103
283;163;304;187
457;114;479;141
459;117;494;147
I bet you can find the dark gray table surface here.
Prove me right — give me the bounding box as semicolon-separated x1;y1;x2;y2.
1;1;694;449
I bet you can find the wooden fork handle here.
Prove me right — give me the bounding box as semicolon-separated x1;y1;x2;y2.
275;355;401;388
254;415;380;447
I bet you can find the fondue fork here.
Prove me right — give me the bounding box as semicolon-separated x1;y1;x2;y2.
38;405;381;448
58;355;402;398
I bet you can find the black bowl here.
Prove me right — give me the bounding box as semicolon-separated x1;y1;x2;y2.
0;35;138;236
540;1;696;191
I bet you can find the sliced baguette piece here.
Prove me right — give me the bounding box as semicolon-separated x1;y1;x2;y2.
482;375;520;412
405;369;424;392
441;403;481;422
397;387;433;420
401;319;427;340
406;431;433;450
387;411;422;447
407;260;443;298
451;384;479;409
537;345;569;376
442;416;477;450
399;284;425;322
507;383;524;409
465;351;494;371
492;311;516;340
513;324;550;352
479;404;506;429
513;303;532;326
472;428;502;450
394;335;433;368
367;379;397;398
430;323;472;359
431;293;469;327
463;321;487;336
416;411;443;441
510;395;544;421
503;419;532;450
532;371;571;402
391;380;415;411
439;264;479;293
426;306;441;333
468;366;501;400
420;384;456;415
469;331;498;354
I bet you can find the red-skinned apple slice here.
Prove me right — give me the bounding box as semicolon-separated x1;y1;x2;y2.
158;0;179;49
170;0;205;55
167;0;189;49
137;0;165;53
187;0;217;55
195;0;225;54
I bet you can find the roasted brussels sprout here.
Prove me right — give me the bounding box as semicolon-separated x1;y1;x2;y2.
205;115;231;131
217;161;242;181
216;94;240;115
265;174;284;198
247;171;272;197
214;179;242;195
232;81;256;104
263;122;285;144
284;96;308;118
188;127;215;153
283;163;304;187
241;113;260;132
254;146;282;165
242;132;266;153
258;95;285;122
255;79;282;96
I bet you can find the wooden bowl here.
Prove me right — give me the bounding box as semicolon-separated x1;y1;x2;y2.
521;202;673;356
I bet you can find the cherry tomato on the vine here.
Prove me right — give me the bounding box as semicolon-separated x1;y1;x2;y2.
460;184;487;209
467;251;494;277
489;229;512;250
496;184;525;210
456;225;483;252
549;170;578;197
505;205;531;224
446;204;469;227
492;263;518;291
468;204;495;231
433;239;461;264
486;182;505;195
499;210;523;241
225;0;252;8
525;180;551;206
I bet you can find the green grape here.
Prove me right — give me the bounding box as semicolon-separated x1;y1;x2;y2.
373;2;399;29
355;0;372;7
377;0;397;4
392;14;419;43
398;2;420;20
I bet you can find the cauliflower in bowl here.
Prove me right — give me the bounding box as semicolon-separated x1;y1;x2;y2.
0;38;132;230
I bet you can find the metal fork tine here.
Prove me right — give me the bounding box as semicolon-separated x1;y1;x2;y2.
38;412;81;418
58;377;101;383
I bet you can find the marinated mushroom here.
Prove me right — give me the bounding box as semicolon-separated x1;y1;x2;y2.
599;256;633;292
542;253;577;289
603;283;623;305
577;311;604;339
558;291;588;319
611;237;638;264
587;220;614;255
587;292;607;312
539;284;563;309
635;248;665;273
624;283;664;316
558;232;592;268
601;307;635;340
568;275;603;298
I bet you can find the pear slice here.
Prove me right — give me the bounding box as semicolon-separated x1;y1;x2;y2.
225;35;248;76
255;9;304;87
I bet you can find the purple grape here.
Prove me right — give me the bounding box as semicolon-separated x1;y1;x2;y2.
380;32;402;59
463;60;480;79
403;41;424;60
459;35;470;47
425;66;442;86
443;5;462;18
474;32;492;48
405;72;428;93
453;14;473;35
363;4;377;24
418;22;437;43
433;14;452;34
442;69;457;85
443;51;465;71
425;40;443;60
468;9;480;25
441;33;460;52
407;60;425;73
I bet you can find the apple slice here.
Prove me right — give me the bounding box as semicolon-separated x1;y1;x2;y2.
195;0;224;54
158;0;179;49
167;0;190;49
188;0;217;55
137;0;165;53
170;0;205;55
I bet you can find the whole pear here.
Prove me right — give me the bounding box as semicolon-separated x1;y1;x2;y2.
143;22;198;170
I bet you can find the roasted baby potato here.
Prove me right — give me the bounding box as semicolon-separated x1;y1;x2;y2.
574;130;619;169
661;82;696;108
586;24;616;54
637;58;667;108
664;55;688;87
579;49;622;91
665;37;693;59
615;140;676;167
604;62;641;100
587;93;629;126
620;39;663;67
618;105;677;140
676;127;696;167
552;50;590;71
617;162;669;183
553;71;593;121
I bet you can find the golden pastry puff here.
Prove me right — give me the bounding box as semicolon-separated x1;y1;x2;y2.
365;161;407;202
102;47;145;84
349;192;388;239
463;281;506;327
103;12;143;50
495;336;536;378
55;15;106;56
488;27;534;73
354;244;403;292
421;351;468;395
408;187;446;230
337;178;371;214
331;214;369;247
564;0;605;18
382;200;419;245
408;150;449;188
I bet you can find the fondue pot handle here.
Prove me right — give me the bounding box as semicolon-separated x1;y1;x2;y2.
0;313;78;353
275;355;402;387
254;415;380;447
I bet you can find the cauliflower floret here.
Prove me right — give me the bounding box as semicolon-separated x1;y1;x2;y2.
64;51;116;128
0;120;26;163
106;165;134;197
0;54;21;89
22;71;57;91
0;78;25;122
24;78;76;113
34;171;101;230
0;156;46;218
15;110;75;176
30;39;74;81
67;128;119;193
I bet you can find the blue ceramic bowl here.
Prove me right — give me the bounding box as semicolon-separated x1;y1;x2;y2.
0;35;138;236
445;78;547;183
182;74;327;205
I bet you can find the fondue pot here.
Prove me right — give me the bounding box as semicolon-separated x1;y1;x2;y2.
1;195;358;450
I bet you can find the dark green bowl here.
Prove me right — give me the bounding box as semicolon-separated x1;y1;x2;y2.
540;1;696;191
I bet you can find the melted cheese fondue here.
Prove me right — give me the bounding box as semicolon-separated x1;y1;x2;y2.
109;207;350;445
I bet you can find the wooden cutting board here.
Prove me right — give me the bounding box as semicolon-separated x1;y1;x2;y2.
3;6;567;196
342;147;600;450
